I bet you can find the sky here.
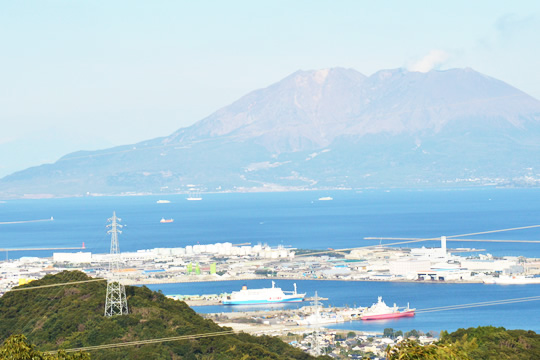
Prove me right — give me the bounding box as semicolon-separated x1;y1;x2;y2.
1;0;540;177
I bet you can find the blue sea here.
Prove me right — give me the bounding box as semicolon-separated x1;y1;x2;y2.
1;188;540;332
147;279;540;334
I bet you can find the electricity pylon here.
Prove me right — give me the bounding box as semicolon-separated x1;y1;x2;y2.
104;211;129;316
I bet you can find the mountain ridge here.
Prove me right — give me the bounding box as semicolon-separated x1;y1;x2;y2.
164;66;540;151
2;66;540;198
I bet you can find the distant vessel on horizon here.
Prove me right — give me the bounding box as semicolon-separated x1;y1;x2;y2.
222;281;305;305
156;200;171;204
187;189;202;201
360;296;415;320
318;196;333;201
160;218;174;223
483;275;540;285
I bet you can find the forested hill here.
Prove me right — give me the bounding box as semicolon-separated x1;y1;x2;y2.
0;271;326;360
387;326;540;359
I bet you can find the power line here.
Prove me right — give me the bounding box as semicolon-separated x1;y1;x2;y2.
364;224;540;246
296;224;540;258
416;295;540;314
362;237;540;244
44;294;540;354
445;225;540;239
14;271;91;337
0;217;54;225
0;246;85;252
9;279;106;292
8;224;540;354
45;330;237;354
364;231;539;249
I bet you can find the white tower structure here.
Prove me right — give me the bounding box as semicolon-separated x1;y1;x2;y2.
104;212;129;316
441;236;447;257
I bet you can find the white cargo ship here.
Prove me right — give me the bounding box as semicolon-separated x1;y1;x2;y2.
222;281;305;305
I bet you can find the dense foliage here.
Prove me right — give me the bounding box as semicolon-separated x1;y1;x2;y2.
0;271;326;359
440;326;540;360
386;338;475;360
386;326;540;360
0;334;89;359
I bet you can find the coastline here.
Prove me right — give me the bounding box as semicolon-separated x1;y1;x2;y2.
126;276;486;287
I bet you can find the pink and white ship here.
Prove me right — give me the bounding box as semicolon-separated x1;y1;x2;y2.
360;296;415;321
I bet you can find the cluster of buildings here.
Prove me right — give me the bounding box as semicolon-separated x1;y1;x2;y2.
2;237;540;295
209;307;436;359
0;256;55;295
2;239;537;358
52;242;294;265
262;237;540;283
340;237;540;283
0;243;296;294
288;329;436;359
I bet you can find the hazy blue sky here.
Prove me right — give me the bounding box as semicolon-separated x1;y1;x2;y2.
1;1;539;177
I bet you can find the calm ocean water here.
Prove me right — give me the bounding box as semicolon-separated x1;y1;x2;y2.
1;188;540;332
1;188;540;258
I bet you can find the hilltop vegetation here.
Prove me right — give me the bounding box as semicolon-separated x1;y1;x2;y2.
0;334;89;359
386;326;540;359
440;326;540;359
0;271;327;359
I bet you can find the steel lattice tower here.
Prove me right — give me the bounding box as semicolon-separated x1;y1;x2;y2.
311;291;321;356
104;211;129;316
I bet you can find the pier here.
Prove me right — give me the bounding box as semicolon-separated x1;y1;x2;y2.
0;217;54;225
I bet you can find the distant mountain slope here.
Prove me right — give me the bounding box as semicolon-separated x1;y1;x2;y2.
2;67;540;198
169;67;540;146
167;67;368;152
0;271;322;360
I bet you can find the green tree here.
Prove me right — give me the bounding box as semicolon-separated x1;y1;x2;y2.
0;334;89;360
440;326;540;360
386;338;475;360
405;329;420;338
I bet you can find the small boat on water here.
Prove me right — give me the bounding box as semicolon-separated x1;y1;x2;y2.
360;296;415;320
222;281;305;305
318;196;333;201
156;200;171;204
160;218;174;223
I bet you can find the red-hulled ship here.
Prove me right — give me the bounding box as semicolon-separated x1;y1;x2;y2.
360;296;415;320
